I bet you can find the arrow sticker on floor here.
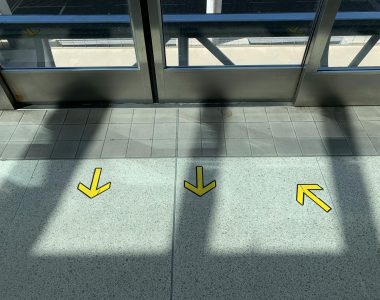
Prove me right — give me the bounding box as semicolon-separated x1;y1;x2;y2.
78;168;111;199
184;166;216;197
297;184;332;213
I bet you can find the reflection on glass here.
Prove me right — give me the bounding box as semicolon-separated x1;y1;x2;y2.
321;0;380;68
0;0;137;68
161;0;321;67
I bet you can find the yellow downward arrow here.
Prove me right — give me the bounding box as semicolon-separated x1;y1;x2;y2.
184;166;216;197
78;168;111;199
297;184;332;212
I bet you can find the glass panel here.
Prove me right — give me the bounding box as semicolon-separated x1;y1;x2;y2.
322;0;380;68
0;0;137;68
161;0;321;67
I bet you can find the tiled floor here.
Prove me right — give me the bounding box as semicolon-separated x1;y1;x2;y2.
1;106;380;160
1;106;380;298
0;157;379;298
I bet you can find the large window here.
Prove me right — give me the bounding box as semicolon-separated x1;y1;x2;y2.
321;0;380;68
0;0;137;68
160;0;322;67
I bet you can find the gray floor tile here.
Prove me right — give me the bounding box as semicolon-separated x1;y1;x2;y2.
0;160;37;241
322;138;353;155
105;124;131;140
347;137;377;155
334;107;359;122
26;141;55;159
1;142;30;159
82;124;108;141
42;110;67;125
361;120;380;137
130;123;154;139
0;111;23;125
0;142;6;156
178;139;202;157
34;125;61;141
274;138;302;156
11;125;39;142
178;123;201;139
226;139;251;156
354;106;380;120
247;122;272;139
51;141;79;158
152;139;176;157
101;140;128;158
174;158;357;299
132;108;155;123
270;122;296;138
338;121;368;137
244;107;268;122
201;123;224;139
58;125;85;141
370;137;380;154
293;122;320;138
266;107;290;121
153;123;177;139
222;108;245;122
179;108;201;123
310;107;335;122
201;108;223;123
19;110;46;125
0;125;16;141
288;107;313;121
1;159;174;299
250;138;277;156
155;108;177;123
298;138;327;156
202;139;226;156
64;109;89;124
109;108;133;123
76;140;104;158
87;108;111;124
316;121;346;138
224;122;248;138
127;139;152;157
317;157;380;298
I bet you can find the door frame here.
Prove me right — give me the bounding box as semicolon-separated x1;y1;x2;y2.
295;0;380;106
147;0;325;103
0;0;153;108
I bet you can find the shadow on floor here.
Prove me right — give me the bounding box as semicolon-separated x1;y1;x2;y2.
0;102;379;299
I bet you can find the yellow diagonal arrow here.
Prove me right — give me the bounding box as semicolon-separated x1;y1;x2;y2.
297;184;332;212
78;168;111;199
184;166;216;197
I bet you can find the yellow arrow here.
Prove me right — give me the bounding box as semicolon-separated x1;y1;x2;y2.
297;184;332;212
184;166;216;197
78;168;111;199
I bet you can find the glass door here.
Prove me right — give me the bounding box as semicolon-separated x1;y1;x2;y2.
296;0;380;106
0;0;152;105
148;0;323;102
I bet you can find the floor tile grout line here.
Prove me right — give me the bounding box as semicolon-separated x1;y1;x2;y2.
125;109;135;158
170;156;178;300
315;157;340;220
241;107;252;157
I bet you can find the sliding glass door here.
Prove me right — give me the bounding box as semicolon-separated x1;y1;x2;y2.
0;0;152;105
148;0;323;102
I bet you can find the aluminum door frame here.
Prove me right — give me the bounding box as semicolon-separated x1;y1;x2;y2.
147;0;322;103
0;0;153;108
295;0;380;106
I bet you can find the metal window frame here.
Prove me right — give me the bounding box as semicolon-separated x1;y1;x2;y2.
0;0;153;107
147;0;323;103
295;0;380;106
